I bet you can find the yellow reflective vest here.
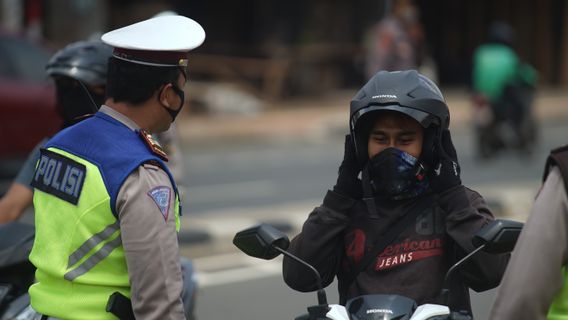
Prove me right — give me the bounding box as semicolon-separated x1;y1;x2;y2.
29;113;180;319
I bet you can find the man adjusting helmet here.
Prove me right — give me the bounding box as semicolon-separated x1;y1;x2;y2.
283;70;508;317
348;70;458;202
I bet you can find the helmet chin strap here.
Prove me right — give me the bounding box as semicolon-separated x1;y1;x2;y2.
77;80;101;113
361;167;379;217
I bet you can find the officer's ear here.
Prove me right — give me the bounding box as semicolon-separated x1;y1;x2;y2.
157;83;175;107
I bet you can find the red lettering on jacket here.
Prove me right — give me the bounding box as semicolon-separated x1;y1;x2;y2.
345;229;366;265
375;238;444;271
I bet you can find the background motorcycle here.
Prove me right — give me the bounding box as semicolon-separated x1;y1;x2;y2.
0;222;39;320
472;82;538;160
233;219;522;320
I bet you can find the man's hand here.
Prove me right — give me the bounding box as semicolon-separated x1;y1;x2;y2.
333;135;362;199
430;129;461;193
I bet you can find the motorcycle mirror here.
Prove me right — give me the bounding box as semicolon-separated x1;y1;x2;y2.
233;223;330;307
440;219;523;306
472;219;523;254
233;223;290;260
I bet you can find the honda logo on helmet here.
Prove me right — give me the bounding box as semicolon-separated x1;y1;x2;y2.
371;94;397;99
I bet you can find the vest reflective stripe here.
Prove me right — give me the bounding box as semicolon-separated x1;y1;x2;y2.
548;266;568;319
65;235;122;281
67;221;120;268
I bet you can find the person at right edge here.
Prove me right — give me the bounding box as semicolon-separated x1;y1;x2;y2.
490;145;568;320
28;15;205;319
282;70;509;316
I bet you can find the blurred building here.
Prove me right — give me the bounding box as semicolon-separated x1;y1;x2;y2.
1;0;567;99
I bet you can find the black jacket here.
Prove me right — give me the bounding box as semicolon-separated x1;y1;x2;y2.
282;185;509;315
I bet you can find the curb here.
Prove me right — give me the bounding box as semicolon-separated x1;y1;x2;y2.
177;200;317;257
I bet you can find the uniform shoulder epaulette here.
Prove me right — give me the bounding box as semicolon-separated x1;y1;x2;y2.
551;144;568;155
544;144;568;186
138;129;169;161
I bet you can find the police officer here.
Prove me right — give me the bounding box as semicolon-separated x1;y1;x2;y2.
490;145;568;320
0;40;187;225
28;15;205;319
282;70;508;315
0;40;111;224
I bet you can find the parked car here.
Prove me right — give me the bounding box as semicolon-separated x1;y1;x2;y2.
0;32;60;183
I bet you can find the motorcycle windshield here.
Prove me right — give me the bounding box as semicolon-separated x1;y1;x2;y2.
345;294;417;320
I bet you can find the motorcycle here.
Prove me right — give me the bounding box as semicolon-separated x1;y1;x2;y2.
233;219;523;320
0;222;39;320
472;81;538;159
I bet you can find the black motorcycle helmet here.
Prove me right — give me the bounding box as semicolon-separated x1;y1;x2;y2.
45;40;112;87
46;40;112;127
350;70;449;165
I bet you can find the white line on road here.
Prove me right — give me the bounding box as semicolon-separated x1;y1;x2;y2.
195;254;283;288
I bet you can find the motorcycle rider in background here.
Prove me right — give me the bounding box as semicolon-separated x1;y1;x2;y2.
471;21;538;159
282;70;509;317
0;40;110;224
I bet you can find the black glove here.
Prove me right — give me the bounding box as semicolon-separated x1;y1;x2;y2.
333;135;362;199
430;129;461;193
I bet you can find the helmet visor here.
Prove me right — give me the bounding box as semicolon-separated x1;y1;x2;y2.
350;104;441;132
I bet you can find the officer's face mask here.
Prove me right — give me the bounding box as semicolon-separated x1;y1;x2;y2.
161;83;185;123
365;147;429;200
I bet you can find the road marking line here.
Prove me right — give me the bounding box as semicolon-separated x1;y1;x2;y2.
196;258;282;288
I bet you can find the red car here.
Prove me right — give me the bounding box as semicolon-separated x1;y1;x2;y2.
0;32;60;179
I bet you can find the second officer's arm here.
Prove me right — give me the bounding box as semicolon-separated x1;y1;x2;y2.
116;162;185;320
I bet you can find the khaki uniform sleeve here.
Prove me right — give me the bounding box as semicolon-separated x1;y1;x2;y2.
116;163;185;320
154;124;186;198
490;167;568;320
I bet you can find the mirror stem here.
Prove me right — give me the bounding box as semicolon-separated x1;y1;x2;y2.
440;243;486;305
273;246;328;305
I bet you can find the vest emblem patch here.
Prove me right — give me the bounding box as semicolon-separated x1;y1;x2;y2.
31;149;86;205
148;186;171;221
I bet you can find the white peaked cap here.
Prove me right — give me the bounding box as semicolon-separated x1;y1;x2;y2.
101;15;205;67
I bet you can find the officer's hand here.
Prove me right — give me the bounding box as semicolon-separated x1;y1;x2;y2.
429;129;461;193
333;135;362;199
